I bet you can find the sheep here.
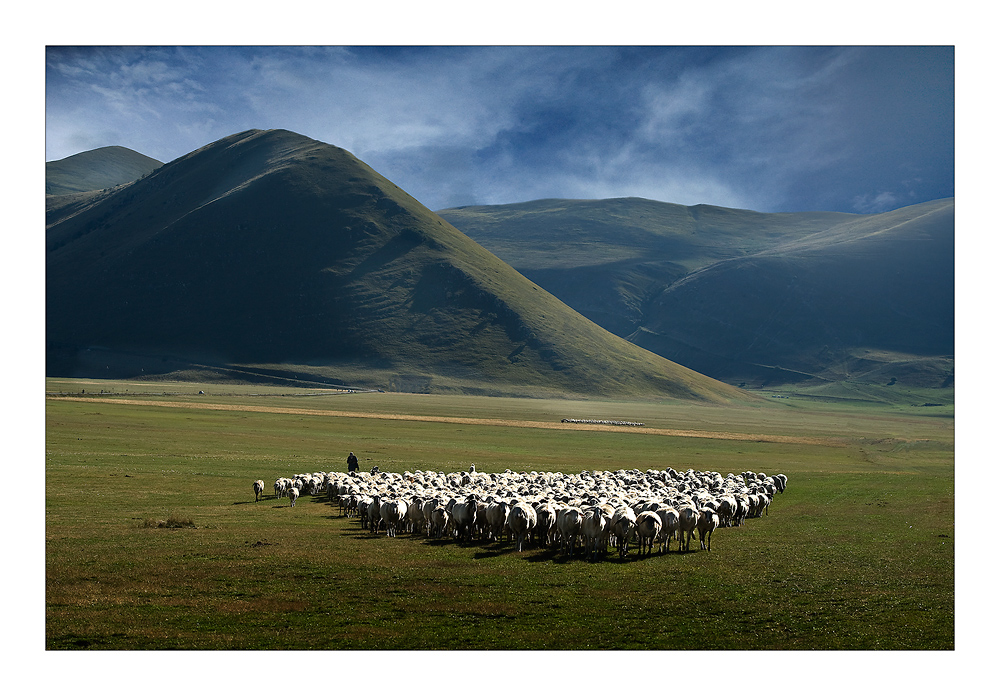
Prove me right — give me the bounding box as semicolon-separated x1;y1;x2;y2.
610;505;638;558
262;465;786;563
557;506;584;557
367;494;383;533
486;500;511;543
380;499;408;538
450;494;479;542
534;501;558;547
697;507;720;551
253;479;265;502
506;502;537;552
429;506;450;539
406;498;426;535
634;510;661;557
715;495;736;527
581;506;608;561
677;504;699;552
287;486;300;508
655;506;680;553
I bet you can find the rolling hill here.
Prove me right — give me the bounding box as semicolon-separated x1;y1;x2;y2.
46;145;163;195
438;198;954;390
46;129;750;402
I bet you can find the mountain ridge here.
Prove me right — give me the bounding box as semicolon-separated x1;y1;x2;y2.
46;129;750;402
438;196;954;389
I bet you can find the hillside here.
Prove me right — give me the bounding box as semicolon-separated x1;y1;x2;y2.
438;198;954;390
438;198;855;337
46;129;750;402
46;145;163;195
630;199;954;387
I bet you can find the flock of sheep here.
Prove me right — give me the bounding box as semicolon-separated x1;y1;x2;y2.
252;464;787;560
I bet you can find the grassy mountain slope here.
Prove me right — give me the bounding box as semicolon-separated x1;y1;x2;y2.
438;197;954;391
438;198;854;336
631;198;954;387
46;129;749;402
46;145;163;195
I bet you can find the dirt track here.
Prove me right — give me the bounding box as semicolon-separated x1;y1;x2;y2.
51;396;837;446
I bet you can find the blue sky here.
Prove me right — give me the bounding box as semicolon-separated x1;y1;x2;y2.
45;45;953;214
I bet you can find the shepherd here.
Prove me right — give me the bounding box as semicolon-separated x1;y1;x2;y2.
347;451;359;473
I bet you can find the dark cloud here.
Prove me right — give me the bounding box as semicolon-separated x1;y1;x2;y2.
45;46;954;214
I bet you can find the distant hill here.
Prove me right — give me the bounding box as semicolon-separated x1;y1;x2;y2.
438;197;954;390
46;129;750;402
46;146;163;195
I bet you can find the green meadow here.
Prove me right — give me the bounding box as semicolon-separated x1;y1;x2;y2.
45;379;954;649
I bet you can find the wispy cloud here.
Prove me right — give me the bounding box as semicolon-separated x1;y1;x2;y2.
45;46;954;214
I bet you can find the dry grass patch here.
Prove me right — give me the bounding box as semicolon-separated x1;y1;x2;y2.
141;516;196;528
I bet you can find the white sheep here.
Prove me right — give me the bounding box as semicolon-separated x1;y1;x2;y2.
506;502;537;552
581;506;608;561
557;506;584;557
380;499;408;538
655;506;680;553
677;504;699;552
486;500;511;543
697;507;720;551
287;486;300;508
253;479;265;502
450;494;479;542
533;501;558;547
634;510;661;557
430;505;450;539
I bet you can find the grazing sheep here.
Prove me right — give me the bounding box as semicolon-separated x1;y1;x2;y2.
253;479;265;502
634;510;661;557
287;486;300;508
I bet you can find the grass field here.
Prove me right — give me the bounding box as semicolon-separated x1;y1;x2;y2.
43;378;954;651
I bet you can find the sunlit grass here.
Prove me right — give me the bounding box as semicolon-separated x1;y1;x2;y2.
46;379;953;649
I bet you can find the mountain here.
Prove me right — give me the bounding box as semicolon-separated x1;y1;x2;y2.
46;129;750;402
46;146;163;196
438;197;954;389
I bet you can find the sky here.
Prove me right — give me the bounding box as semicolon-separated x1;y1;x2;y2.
44;45;954;214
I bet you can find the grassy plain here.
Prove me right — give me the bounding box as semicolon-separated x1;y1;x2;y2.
45;378;954;650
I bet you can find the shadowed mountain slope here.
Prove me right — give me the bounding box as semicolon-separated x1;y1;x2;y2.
46;129;749;401
629;199;954;386
439;197;954;389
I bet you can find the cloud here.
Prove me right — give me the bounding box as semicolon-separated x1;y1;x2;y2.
852;191;900;214
45;46;953;214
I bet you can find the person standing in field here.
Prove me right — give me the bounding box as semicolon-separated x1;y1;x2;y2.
347;452;359;473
